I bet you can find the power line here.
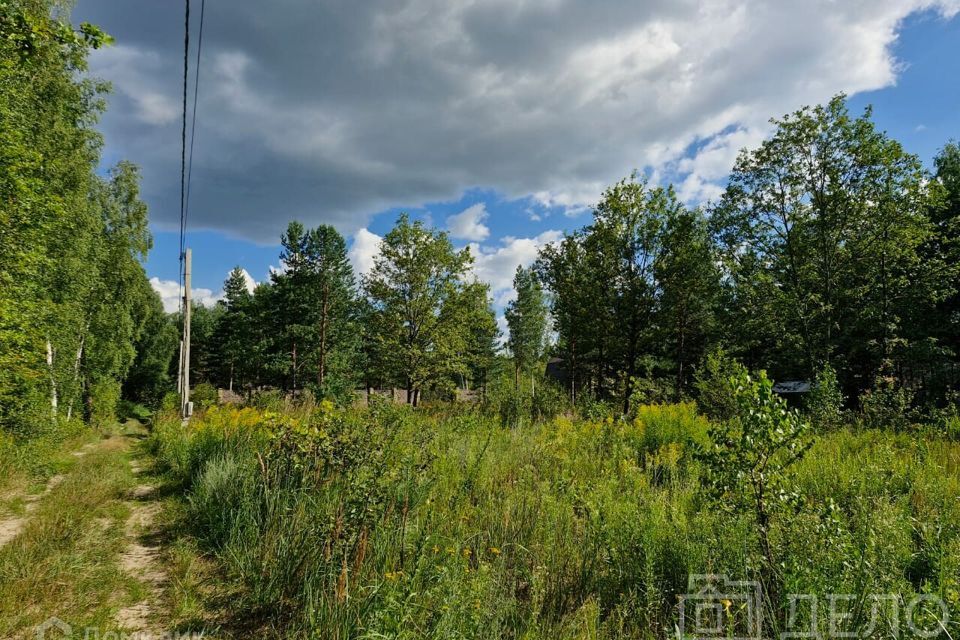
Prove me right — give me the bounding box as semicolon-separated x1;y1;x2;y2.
185;0;206;237
178;0;190;317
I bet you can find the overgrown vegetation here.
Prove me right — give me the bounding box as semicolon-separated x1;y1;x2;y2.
3;2;960;638
147;394;960;639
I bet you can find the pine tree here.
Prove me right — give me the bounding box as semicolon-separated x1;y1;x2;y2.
218;267;253;393
505;266;548;392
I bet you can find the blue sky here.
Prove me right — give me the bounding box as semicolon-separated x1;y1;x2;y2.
75;1;960;317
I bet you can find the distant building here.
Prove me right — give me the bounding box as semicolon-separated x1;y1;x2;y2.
772;380;811;394
544;357;569;384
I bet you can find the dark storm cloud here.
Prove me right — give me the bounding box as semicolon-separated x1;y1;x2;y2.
74;0;958;242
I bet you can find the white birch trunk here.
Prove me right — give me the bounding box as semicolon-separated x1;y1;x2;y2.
46;339;58;416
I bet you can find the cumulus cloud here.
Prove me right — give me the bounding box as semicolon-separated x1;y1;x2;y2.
149;277;220;313
446;203;490;241
151;266;257;312
469;229;562;295
349;228;383;277
238;268;257;293
76;0;960;240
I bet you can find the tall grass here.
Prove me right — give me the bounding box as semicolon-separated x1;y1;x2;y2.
151;403;960;639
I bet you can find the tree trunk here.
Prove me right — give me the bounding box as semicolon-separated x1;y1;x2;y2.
291;340;298;391
66;334;85;420
46;339;58;416
318;296;328;388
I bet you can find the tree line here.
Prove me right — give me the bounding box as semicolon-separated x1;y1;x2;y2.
192;97;959;418
535;97;960;414
189;215;499;407
3;2;958;431
1;0;172;434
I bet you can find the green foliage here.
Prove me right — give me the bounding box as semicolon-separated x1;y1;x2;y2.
805;363;845;430
269;222;358;397
149;401;960;638
486;377;567;428
860;370;915;431
88;379;120;428
699;368;811;624
694;347;746;421
117;399;152;423
505;265;548;386
364;214;496;405
0;1;166;435
190;382;218;413
700;369;811;504
712;96;942;395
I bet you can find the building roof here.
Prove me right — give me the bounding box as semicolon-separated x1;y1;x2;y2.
772;380;811;394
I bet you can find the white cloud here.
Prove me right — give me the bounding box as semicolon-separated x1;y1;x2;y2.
469;229;562;296
349;228;383;277
149;277;220;313
238;268;257;293
446;203;490;241
81;0;960;239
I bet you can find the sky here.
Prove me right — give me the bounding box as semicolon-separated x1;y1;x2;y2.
72;0;960;320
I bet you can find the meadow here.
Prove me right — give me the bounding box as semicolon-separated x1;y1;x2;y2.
148;391;960;639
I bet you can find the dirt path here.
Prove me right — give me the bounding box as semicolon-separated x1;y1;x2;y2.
114;458;169;639
0;439;99;549
0;473;65;549
0;425;179;639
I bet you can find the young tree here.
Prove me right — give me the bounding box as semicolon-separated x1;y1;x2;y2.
303;225;357;397
535;233;593;404
505;266;548;392
460;281;500;396
363;214;472;406
271;222;314;391
699;367;811;628
655;207;721;399
217;267;253;393
270;222;357;398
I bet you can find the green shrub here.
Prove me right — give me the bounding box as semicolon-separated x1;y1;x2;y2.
190;382;218;413
88;379;121;428
485;379;568;428
860;372;914;430
805;363;845;431
117;399;152;423
694;347;746;421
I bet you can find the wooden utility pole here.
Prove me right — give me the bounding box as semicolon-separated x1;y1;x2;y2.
181;248;193;418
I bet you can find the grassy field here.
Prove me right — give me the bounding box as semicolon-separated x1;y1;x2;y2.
147;398;960;639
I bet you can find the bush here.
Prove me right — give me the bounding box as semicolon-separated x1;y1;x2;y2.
191;382;218;413
628;402;710;454
694;347;746;421
860;372;914;430
485;379;569;428
88;379;121;428
118;399;153;423
805;363;845;431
